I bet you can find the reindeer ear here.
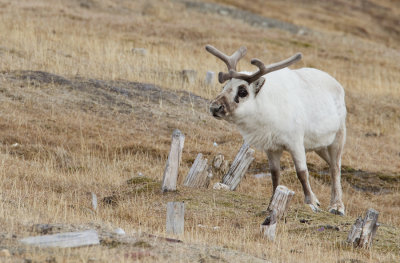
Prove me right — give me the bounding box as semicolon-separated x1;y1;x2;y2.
252;77;265;95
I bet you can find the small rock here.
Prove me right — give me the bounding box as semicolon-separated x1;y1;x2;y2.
114;228;125;236
213;182;230;190
207;167;213;179
212;154;224;169
197;224;206;228
11;143;19;147
297;29;306;36
132;48;147;56
138;172;144;177
253;173;271;179
219;9;229;16
212;226;220;230
0;249;11;257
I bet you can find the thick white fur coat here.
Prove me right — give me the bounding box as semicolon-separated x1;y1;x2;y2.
233;68;346;152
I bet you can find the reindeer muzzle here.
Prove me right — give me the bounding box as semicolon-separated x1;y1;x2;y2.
210;102;225;119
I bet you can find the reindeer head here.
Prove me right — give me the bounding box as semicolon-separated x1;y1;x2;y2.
206;45;302;121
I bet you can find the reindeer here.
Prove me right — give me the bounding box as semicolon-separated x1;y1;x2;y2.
206;45;346;215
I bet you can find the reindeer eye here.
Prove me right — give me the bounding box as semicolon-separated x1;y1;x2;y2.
237;86;248;98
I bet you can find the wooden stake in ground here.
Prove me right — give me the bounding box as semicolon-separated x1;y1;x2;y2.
222;143;255;190
347;208;379;248
91;192;97;211
162;129;185;192
183;153;211;188
260;185;295;241
166;202;185;235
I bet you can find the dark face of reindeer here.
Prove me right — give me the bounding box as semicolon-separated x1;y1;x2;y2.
210;79;249;119
209;78;265;120
205;44;301;121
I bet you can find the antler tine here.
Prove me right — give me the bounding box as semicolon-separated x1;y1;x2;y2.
230;52;303;83
252;52;302;74
206;45;247;83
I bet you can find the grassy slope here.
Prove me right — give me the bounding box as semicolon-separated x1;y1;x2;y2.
0;0;399;262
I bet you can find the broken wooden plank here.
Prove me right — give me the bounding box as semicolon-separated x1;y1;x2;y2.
260;209;277;241
212;154;230;180
347;217;363;244
347;208;380;248
359;208;380;248
267;185;295;218
20;229;100;248
212;153;224;170
166;202;185;235
183;153;211;188
260;185;295;241
222;143;255;190
162;129;185;192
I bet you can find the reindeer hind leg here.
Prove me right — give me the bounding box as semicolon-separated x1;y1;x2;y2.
327;125;346;216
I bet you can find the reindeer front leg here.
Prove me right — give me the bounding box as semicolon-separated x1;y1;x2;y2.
290;144;320;212
267;150;283;210
267;150;283;193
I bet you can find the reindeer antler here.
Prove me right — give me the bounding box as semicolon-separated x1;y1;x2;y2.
228;53;303;83
205;45;247;83
206;44;302;84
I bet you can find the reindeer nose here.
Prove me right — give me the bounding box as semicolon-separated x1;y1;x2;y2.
210;103;224;117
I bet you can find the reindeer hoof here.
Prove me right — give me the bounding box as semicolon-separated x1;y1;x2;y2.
305;195;320;212
308;204;321;213
328;207;345;216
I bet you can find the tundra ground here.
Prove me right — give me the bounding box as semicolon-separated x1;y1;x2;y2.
0;0;399;262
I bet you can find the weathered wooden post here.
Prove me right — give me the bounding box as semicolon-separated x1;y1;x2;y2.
166;202;185;235
260;185;295;241
182;70;197;84
212;154;230;175
162;129;185;192
212;154;224;169
91;192;97;211
221;143;255;190
347;208;379;248
183;153;212;188
205;71;214;85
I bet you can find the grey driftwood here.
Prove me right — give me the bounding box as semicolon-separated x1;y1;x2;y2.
162;129;185;192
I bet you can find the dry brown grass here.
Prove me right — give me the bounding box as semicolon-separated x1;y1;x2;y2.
0;0;399;262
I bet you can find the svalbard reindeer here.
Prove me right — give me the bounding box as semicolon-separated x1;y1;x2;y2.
206;45;346;215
